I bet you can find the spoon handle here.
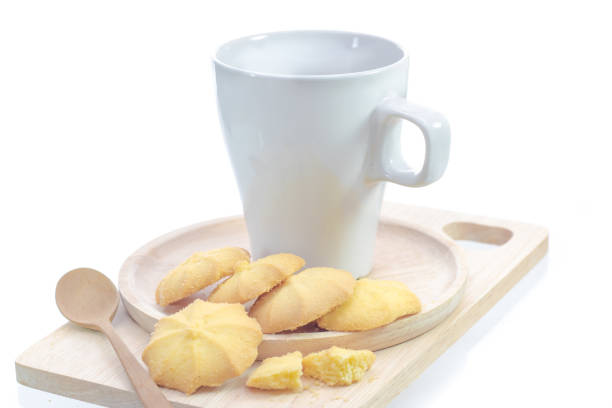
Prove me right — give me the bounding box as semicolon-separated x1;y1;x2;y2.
98;320;173;408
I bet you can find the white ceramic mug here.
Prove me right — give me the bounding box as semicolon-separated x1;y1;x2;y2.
213;30;450;278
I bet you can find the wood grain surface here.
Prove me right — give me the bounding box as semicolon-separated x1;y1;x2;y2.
15;203;548;408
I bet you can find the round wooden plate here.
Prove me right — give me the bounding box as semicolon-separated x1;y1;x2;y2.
119;215;468;359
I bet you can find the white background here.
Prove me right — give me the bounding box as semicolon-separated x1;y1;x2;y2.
1;0;611;406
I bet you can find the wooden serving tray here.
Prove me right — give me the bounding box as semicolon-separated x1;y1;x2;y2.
118;209;468;358
15;203;548;408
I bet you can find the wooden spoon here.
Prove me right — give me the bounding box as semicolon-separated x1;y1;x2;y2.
56;268;173;408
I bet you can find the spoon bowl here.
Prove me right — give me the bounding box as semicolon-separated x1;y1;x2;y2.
56;267;119;329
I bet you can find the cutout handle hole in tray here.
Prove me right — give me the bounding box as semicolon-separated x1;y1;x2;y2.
444;222;513;250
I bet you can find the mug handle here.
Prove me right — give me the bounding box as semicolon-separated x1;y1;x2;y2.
368;96;450;187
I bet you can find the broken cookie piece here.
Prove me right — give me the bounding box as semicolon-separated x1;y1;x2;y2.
246;351;303;391
302;346;375;386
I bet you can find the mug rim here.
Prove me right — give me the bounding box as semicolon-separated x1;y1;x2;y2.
212;30;408;80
